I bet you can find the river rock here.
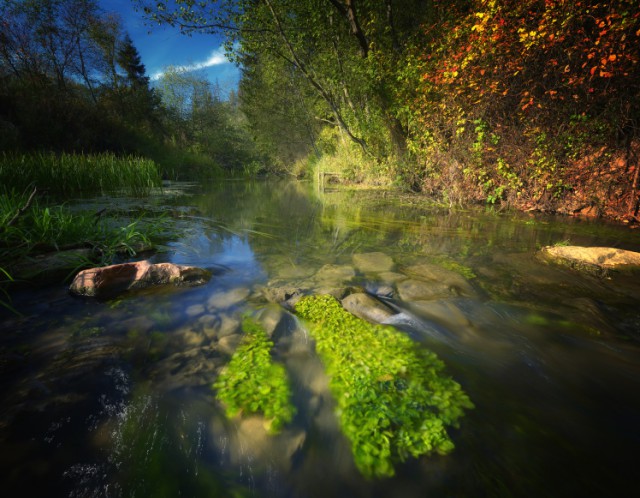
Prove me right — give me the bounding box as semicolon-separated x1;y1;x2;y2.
226;416;306;472
396;278;457;301
261;283;305;307
207;287;250;310
185;303;206;318
215;314;242;339
313;264;356;284
341;292;395;324
70;260;211;298
400;263;476;297
407;299;473;329
539;246;640;273
352;252;395;273
257;305;310;353
377;271;408;284
218;334;242;356
257;304;287;338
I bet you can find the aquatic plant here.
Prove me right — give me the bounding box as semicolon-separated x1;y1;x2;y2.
295;294;473;478
213;316;295;433
0;152;160;196
1;189;175;286
433;256;477;280
0;266;19;315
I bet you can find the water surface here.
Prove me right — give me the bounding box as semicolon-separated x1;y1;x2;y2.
1;180;639;497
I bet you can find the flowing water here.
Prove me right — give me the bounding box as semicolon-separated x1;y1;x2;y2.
1;180;639;497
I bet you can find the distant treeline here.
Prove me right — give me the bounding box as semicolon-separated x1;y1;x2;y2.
0;0;262;180
138;0;640;221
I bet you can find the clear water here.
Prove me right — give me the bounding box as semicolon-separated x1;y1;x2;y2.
1;180;639;497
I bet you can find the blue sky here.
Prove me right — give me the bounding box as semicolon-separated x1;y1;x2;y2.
98;0;240;94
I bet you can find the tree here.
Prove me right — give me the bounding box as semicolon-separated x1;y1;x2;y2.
154;66;259;172
117;33;149;89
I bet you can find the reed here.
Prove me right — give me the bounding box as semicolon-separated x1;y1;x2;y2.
0;152;161;197
1;189;170;279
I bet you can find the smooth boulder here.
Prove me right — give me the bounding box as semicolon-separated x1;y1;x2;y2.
540;246;640;273
341;292;395;324
70;260;211;297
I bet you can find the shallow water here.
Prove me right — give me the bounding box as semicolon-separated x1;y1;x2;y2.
1;180;639;497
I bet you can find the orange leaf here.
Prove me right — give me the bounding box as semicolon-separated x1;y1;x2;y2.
590;66;597;76
608;54;617;62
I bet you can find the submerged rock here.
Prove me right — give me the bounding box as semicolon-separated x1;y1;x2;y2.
401;263;476;297
396;278;456;301
261;283;305;308
352;252;395;273
69;260;211;298
540;246;640;274
213;415;306;473
313;264;356;284
341;292;395;324
206;287;250;310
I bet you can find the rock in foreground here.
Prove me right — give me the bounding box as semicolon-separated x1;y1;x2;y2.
70;260;211;297
540;246;640;273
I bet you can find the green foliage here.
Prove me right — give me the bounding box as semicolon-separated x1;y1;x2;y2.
433;256;477;280
295;294;473;478
0;266;18;315
0;152;160;196
404;0;640;213
213;316;295;434
155;69;260;174
0;188;172;287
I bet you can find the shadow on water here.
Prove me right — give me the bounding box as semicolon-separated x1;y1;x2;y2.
1;180;639;496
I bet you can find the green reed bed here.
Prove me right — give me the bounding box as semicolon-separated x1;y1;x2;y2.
0;188;171;299
0;152;161;196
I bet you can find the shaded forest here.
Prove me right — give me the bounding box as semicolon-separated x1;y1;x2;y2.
0;0;261;179
2;0;639;221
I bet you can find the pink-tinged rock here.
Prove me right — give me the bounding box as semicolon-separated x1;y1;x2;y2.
70;260;211;297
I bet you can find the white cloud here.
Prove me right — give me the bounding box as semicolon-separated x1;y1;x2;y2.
151;46;230;81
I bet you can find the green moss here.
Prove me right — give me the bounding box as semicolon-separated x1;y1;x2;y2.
295;294;473;478
213;316;295;434
433;256;477;279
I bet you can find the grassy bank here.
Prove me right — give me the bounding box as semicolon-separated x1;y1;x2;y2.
0;188;172;313
0;152;161;197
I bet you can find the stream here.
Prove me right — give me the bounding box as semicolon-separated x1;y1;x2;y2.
1;180;639;497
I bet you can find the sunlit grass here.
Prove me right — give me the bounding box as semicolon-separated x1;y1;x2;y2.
0;188;173;294
0;152;161;196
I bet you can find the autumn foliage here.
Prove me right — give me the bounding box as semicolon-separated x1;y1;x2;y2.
404;0;640;220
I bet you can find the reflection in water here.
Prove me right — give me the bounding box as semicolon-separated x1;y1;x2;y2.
0;180;639;497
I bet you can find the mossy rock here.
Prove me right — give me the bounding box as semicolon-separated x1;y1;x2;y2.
295;294;473;478
213;316;295;434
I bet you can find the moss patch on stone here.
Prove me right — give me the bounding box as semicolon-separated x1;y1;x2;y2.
295;294;473;478
213;316;295;434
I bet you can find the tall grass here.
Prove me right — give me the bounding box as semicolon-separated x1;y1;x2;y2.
0;152;161;197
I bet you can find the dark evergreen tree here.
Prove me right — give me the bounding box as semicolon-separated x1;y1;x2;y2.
117;33;149;89
115;33;160;124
